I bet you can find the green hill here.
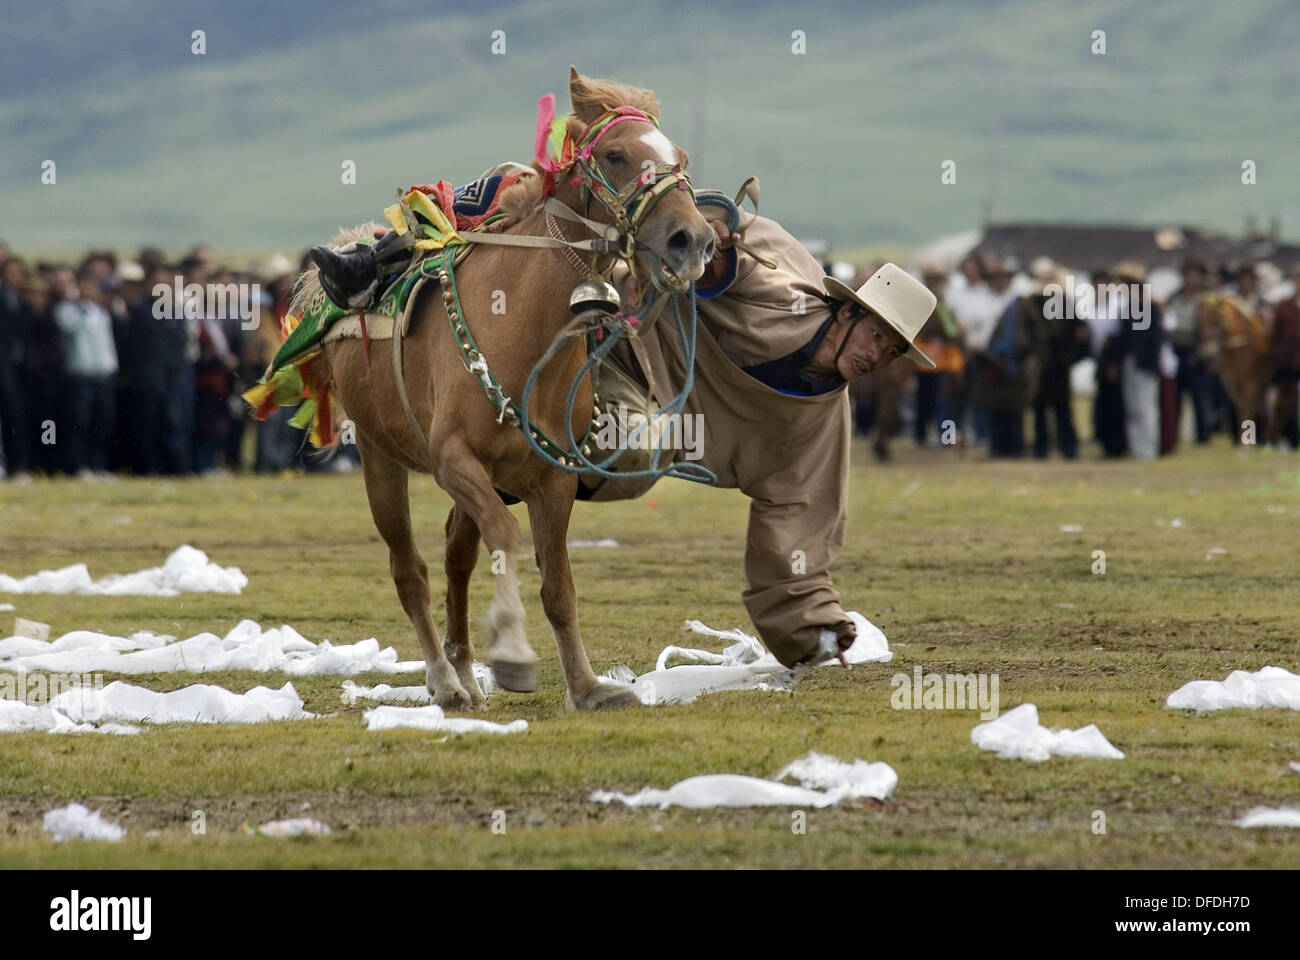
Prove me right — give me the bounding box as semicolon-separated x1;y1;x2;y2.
3;0;1297;259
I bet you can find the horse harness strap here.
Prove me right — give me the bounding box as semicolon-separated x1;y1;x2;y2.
430;250;597;468
391;297;432;464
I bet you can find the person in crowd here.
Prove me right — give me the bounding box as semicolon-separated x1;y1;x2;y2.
1088;267;1127;457
115;264;171;474
1268;264;1300;449
913;264;966;447
0;257;31;475
1166;258;1214;443
17;274;64;474
1112;261;1164;460
54;266;119;476
1029;264;1089;459
969;260;1038;458
948;254;1002;444
193;268;242;474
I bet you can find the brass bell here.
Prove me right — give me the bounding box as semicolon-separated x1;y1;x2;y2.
568;279;621;317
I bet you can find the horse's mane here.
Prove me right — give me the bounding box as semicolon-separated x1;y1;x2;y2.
499;75;662;224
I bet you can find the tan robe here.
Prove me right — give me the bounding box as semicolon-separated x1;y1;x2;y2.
593;215;852;667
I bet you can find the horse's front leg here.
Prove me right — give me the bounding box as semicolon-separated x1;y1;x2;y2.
437;438;540;692
526;471;640;710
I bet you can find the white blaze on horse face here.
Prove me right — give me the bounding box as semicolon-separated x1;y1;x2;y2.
635;126;677;166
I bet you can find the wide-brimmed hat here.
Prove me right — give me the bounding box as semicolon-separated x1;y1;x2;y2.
823;263;937;369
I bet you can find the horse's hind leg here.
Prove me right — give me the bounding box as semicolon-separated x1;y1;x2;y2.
360;439;477;709
436;439;539;691
443;505;488;705
526;473;639;710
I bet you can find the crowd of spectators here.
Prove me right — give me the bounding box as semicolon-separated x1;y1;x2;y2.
2;238;1298;480
853;253;1300;460
0;241;359;480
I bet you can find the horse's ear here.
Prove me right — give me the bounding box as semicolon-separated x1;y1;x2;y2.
568;67;661;124
568;66;606;124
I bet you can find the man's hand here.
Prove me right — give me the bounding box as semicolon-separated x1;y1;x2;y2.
832;621;857;668
698;219;740;287
710;219;740;250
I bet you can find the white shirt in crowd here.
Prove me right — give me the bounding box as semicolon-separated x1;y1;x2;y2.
947;276;1011;353
1083;279;1123;357
54;298;118;378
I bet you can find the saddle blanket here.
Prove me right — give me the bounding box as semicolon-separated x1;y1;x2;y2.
270;162;535;374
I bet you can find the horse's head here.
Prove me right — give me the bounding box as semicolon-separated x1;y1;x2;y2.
549;67;714;294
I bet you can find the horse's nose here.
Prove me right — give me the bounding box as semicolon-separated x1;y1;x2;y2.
667;228;692;256
663;225;713;281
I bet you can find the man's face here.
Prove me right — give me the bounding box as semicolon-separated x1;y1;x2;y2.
77;274;101;301
835;302;908;380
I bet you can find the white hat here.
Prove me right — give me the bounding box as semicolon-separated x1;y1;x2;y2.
823;263;937;369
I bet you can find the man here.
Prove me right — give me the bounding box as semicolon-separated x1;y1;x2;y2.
54;266;119;476
947;255;999;444
1087;267;1127;457
1113;260;1164;460
968;260;1037;459
913;264;966;447
1199;263;1272;443
1269;264;1300;449
1166;258;1213;443
1028;264;1088;459
584;205;936;669
116;265;171;475
16;274;62;475
0;257;30;476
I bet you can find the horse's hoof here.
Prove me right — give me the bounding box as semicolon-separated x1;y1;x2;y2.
573;681;640;711
427;660;474;710
434;685;475;711
493;660;539;692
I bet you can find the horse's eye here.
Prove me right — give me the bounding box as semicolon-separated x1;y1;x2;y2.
604;151;625;165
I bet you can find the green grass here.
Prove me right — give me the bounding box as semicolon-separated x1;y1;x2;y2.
2;438;1299;867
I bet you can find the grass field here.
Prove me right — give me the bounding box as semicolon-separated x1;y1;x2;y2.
2;438;1299;868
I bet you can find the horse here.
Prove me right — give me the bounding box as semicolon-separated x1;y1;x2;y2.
310;68;714;711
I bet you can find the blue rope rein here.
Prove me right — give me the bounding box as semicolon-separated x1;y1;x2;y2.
517;287;716;485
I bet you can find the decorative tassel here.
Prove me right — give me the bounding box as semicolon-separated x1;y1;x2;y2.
358;309;371;368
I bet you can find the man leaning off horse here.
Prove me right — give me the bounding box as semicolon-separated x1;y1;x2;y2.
583;204;937;670
310;193;937;671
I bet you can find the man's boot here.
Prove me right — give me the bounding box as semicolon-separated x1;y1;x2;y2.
310;228;415;310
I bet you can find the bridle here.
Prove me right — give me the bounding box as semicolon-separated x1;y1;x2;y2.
536;99;695;286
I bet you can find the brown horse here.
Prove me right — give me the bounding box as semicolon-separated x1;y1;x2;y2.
315;68;713;711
